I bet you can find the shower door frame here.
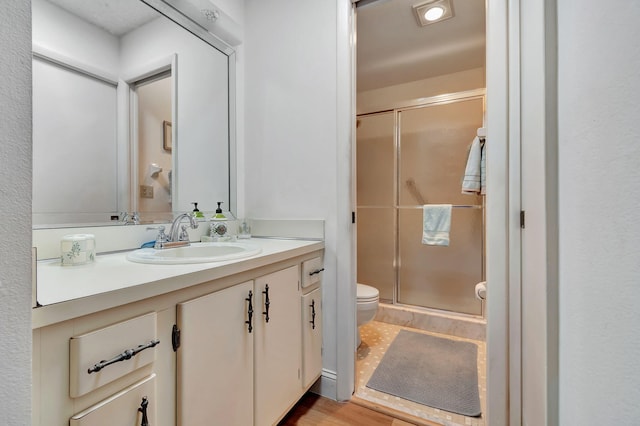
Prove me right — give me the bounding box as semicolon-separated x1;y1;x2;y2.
357;88;486;317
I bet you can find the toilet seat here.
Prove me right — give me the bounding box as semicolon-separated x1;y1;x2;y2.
356;284;379;347
357;284;379;302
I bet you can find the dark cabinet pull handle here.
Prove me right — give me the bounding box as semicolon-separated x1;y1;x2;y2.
309;268;325;276
87;340;160;374
138;396;149;426
262;284;270;323
172;325;180;352
310;299;316;329
246;291;253;333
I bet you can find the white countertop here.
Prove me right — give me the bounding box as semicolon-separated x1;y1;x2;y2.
33;238;324;329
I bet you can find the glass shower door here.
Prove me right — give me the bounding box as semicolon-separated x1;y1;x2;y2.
397;98;484;315
356;112;395;302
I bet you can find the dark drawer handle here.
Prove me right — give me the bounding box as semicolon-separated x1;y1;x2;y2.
310;299;316;330
138;396;149;426
309;268;325;276
87;339;160;374
246;290;253;333
262;284;270;323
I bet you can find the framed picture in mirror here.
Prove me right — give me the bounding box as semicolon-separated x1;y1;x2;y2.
163;120;172;152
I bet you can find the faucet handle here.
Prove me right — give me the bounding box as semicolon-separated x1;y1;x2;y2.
147;226;168;249
178;225;190;242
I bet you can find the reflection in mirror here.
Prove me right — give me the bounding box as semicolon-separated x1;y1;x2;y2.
135;73;173;216
32;0;234;228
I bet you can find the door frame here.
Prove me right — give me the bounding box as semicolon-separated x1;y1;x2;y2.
336;0;559;424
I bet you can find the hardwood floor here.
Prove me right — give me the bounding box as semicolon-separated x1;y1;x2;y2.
279;393;441;426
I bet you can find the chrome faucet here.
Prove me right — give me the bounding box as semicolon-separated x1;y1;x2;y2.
120;211;140;225
168;213;199;243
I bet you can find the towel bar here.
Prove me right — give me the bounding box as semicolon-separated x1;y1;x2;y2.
400;205;483;209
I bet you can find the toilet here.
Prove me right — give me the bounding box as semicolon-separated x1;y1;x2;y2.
356;284;380;346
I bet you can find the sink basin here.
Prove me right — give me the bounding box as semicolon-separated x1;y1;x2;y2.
126;242;262;264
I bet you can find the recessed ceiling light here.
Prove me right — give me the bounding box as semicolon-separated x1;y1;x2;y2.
413;0;454;26
424;6;445;21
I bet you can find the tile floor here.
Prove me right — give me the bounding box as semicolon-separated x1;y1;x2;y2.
355;321;486;426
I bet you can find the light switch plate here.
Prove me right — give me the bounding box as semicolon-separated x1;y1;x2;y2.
140;185;154;199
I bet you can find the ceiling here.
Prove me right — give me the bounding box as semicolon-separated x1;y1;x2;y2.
356;0;486;92
46;0;485;92
46;0;159;36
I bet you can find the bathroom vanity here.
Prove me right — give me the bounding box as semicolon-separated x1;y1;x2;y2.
32;238;324;426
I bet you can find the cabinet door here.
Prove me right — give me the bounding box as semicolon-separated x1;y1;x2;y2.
177;281;254;426
254;266;302;426
302;288;323;389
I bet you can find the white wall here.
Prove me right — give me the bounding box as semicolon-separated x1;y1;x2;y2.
558;1;640;423
32;0;119;76
0;1;32;424
244;0;353;399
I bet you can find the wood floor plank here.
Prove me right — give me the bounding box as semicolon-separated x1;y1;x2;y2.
279;393;440;426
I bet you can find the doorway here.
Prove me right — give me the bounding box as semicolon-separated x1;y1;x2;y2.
132;72;173;218
353;0;488;423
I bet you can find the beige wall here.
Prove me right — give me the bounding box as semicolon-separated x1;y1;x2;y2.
357;67;485;114
137;77;172;214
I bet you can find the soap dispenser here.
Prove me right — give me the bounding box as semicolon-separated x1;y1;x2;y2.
210;201;228;240
191;202;204;218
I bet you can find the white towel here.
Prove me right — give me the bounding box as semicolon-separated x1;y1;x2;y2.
462;136;484;194
422;204;452;246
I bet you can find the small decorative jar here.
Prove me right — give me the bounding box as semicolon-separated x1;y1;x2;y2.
61;234;96;266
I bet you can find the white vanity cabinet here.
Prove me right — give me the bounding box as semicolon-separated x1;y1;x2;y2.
301;287;323;388
301;257;324;388
254;266;303;426
176;281;254;425
32;242;323;426
176;265;309;426
32;309;173;426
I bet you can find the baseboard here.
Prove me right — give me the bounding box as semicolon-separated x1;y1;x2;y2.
309;368;337;400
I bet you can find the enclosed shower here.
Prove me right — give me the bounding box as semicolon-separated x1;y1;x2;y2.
356;91;485;316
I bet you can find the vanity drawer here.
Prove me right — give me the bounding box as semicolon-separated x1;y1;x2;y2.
70;374;156;426
301;257;324;289
70;312;158;398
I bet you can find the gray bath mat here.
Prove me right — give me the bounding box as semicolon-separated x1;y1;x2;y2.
366;329;481;417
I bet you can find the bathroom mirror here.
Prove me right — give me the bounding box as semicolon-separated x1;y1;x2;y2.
32;0;236;228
